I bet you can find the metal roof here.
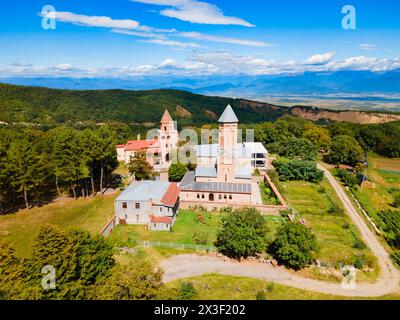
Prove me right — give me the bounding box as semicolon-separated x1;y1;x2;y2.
218;105;239;123
235;167;252;179
195;166;217;177
116;181;170;202
180;171;251;194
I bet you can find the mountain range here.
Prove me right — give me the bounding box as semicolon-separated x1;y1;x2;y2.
2;69;400;98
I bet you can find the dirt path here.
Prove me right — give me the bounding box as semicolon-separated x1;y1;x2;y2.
160;164;400;297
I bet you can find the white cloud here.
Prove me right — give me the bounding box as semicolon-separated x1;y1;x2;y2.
327;56;400;71
42;11;141;30
302;52;336;65
140;38;201;48
56;63;74;70
4;53;399;78
40;11;270;49
358;43;376;51
111;29;167;39
132;0;254;26
178;31;272;47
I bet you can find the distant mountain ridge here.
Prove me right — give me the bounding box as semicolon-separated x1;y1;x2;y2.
2;69;400;96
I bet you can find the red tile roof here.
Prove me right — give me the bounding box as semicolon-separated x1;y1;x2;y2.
161;182;180;207
150;215;173;224
123;139;157;151
338;164;354;170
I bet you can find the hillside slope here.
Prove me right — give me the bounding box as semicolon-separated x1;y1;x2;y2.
0;83;399;126
0;83;285;125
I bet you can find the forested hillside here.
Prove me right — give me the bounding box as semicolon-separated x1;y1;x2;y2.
0;83;285;126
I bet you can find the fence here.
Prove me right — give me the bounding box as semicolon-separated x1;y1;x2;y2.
137;240;216;252
100;215;117;237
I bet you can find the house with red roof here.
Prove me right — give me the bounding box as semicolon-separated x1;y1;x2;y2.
116;109;179;172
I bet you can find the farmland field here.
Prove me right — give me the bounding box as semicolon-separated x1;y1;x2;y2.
272;176;378;281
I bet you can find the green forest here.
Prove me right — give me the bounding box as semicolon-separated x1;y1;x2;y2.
0;83;285;126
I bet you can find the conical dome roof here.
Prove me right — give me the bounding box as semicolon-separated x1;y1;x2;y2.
218;104;239;123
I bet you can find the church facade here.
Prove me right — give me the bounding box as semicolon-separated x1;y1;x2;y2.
116;109;179;172
179;105;268;206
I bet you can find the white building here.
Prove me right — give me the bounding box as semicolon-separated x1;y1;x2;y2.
115;181;180;231
180;105;267;206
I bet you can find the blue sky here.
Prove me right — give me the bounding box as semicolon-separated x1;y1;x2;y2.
0;0;399;78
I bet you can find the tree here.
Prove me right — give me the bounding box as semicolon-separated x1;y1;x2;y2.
8;136;48;209
128;150;153;181
0;241;25;299
214;208;268;259
393;194;400;208
96;262;167;300
271;222;319;270
168;162;187;182
324;135;363;166
96;125;119;193
30;225;77;285
67;230;115;285
302;124;331;151
272;137;317;161
179;281;198;300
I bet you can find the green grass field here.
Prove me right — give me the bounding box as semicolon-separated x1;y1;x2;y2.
273;177;376;277
0;194;117;257
109;210;286;247
354;154;400;218
167;274;400;300
109;210;221;246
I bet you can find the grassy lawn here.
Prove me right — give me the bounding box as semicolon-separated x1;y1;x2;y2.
109;210;286;248
109;210;221;246
0;194;117;257
167;274;400;300
273;177;376;278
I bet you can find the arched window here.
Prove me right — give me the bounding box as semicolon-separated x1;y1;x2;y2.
209;193;214;201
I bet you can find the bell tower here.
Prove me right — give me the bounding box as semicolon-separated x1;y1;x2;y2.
217;105;239;182
159;109;178;165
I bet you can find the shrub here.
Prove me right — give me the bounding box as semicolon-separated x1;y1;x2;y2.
272;159;324;183
390;251;400;267
179;281;198;300
266;282;275;293
256;290;266;300
271;222;319;270
335;169;358;188
193;231;208;245
328;204;344;216
353;256;365;269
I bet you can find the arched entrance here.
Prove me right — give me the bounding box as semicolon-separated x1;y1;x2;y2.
209;193;214;201
165;153;170;162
